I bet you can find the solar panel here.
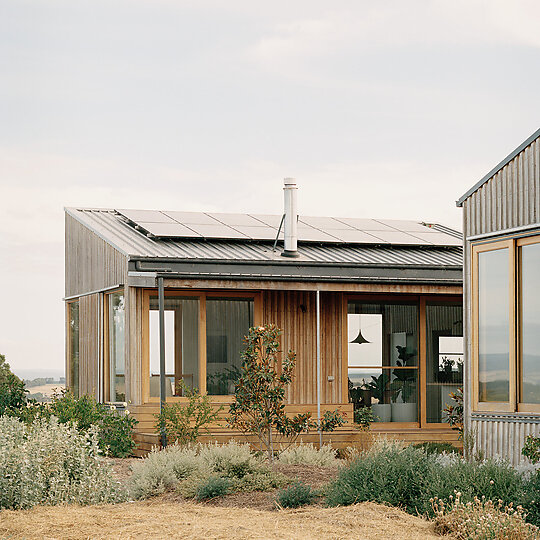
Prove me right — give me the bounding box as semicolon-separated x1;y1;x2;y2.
207;213;264;227
299;216;355;230
329;230;388;243
334;218;397;231
251;214;285;228
297;226;342;243
375;219;433;233
407;232;463;246
232;226;281;240
365;230;431;245
118;209;175;223
135;222;202;238
184;223;250;239
162;211;220;225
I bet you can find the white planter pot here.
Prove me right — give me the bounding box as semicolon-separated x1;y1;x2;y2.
372;403;392;422
391;402;417;423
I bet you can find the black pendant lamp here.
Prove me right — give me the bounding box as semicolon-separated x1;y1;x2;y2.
350;328;370;345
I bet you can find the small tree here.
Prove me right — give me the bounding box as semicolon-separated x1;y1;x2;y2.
228;324;345;461
154;381;222;446
0;353;27;415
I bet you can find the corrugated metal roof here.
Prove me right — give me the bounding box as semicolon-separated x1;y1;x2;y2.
457;127;540;207
66;207;462;268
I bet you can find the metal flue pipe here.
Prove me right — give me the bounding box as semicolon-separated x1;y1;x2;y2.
281;178;299;258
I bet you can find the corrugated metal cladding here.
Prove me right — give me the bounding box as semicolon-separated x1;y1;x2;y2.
463;136;540;238
471;416;540;466
66;208;462;267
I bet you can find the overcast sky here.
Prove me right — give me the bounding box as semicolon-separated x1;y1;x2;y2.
1;1;539;377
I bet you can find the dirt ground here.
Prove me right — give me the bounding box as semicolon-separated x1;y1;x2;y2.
0;500;443;540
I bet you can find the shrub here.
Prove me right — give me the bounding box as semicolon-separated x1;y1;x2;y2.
276;482;316;508
353;406;374;429
522;435;540;464
228;324;345;461
412;442;460;455
154;382;222;446
128;441;284;500
432;492;539;539
0;354;27;415
277;443;338;467
443;387;464;439
325;440;436;513
48;391;138;457
0;416;123;509
195;476;230;500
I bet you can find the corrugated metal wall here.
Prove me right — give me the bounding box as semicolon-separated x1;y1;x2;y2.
65;213;127;297
463;134;540;465
463;137;540;237
471;417;540;466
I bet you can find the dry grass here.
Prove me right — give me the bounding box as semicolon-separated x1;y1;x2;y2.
0;499;443;540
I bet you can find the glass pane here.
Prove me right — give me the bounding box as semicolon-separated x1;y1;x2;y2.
206;298;253;395
108;292;125;402
426;303;463;423
478;249;510;402
69;302;79;398
521;242;540;403
348;367;417;422
348;301;418;423
149;296;199;397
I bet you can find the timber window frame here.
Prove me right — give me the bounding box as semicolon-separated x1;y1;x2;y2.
344;294;462;428
471;234;540;414
66;299;80;398
103;288;126;403
142;289;262;403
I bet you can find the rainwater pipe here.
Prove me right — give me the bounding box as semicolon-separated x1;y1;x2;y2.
158;276;167;447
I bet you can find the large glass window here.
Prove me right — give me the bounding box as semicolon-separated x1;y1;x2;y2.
68;301;79;398
520;242;540;404
108;291;125;402
426;303;463;423
149;296;199;397
348;302;418;423
206;298;254;395
477;248;510;403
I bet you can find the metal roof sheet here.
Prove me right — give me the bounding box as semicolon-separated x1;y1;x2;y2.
66;208;462;268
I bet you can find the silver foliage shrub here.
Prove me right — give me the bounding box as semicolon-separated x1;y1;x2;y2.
277;443;338;467
129;441;283;500
0;416;123;509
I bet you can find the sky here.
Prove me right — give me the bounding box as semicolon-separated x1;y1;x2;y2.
1;0;539;378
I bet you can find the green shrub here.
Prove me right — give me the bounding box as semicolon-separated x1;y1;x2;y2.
325;440;436;513
277;443;338;467
129;441;284;500
154;381;222;446
522;435;540;464
412;442;460;455
48;391;138;457
0;354;27;415
520;469;540;527
276;482;316;508
195;475;230;500
0;416;123;509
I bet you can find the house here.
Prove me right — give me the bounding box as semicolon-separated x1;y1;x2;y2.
457;128;540;464
65;180;463;455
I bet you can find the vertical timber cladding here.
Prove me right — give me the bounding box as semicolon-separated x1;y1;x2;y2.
125;286;145;405
262;290;344;405
464;136;540;237
65;213;128;297
79;293;100;398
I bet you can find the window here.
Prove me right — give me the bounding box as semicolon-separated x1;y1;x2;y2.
145;291;256;400
348;302;418;423
472;235;540;412
107;291;125;402
67;301;80;398
425;302;463;423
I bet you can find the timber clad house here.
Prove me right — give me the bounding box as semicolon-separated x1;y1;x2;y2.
65;180;464;455
458;128;540;465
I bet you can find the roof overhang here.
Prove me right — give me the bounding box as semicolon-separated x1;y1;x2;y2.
128;258;462;286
